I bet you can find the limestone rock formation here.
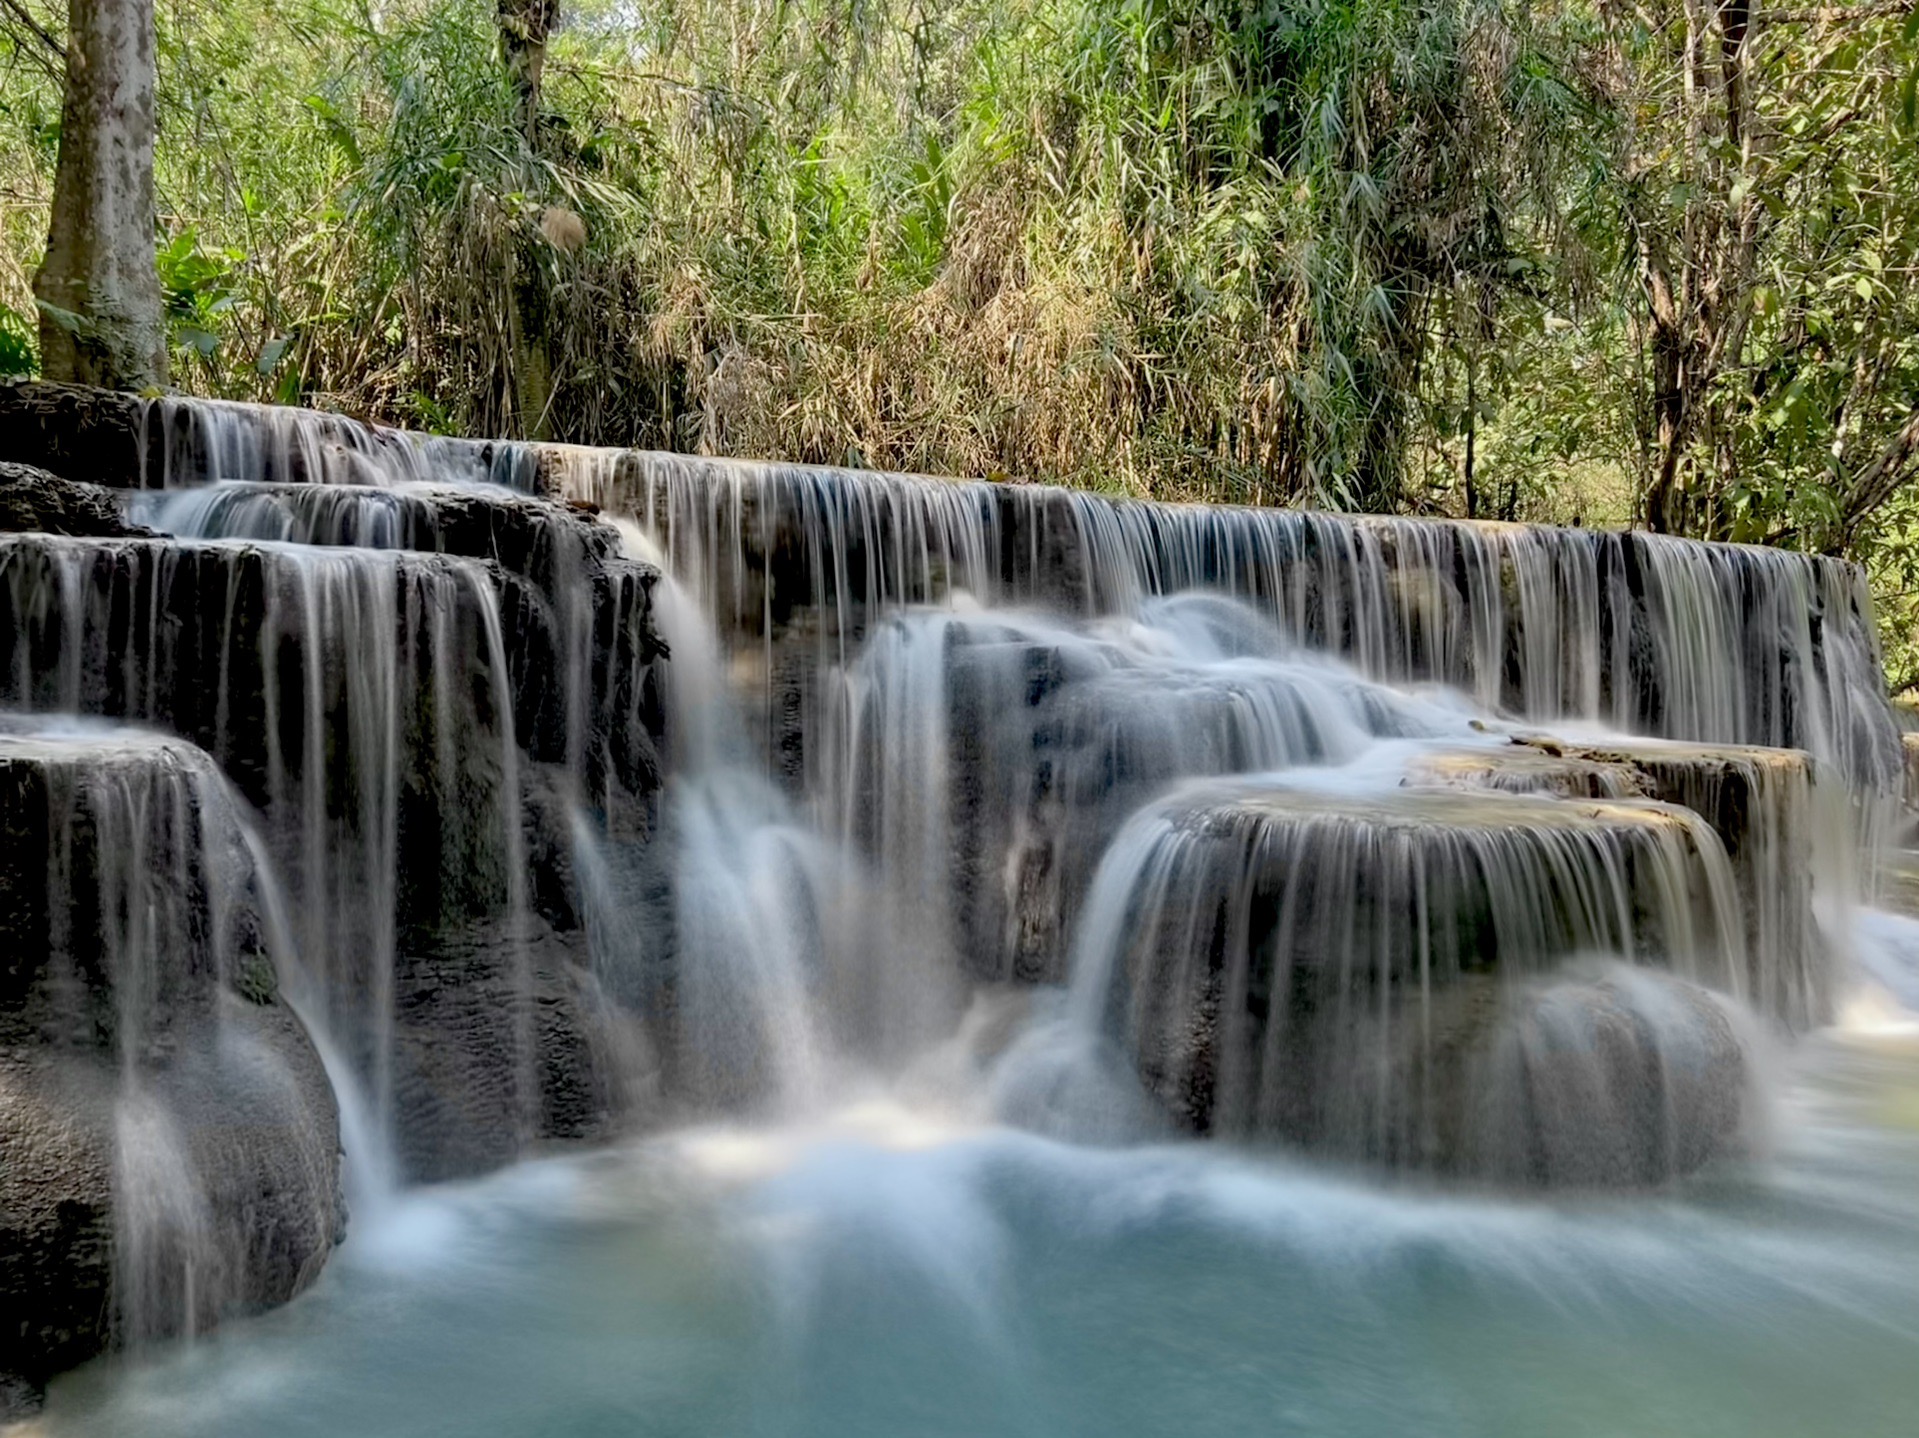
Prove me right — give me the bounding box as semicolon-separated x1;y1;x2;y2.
0;729;341;1411
1465;967;1759;1187
0;460;146;537
0;483;668;1188
0;381;149;486
1081;782;1753;1174
1412;734;1833;1026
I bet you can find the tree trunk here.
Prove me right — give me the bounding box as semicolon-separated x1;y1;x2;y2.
498;0;558;439
32;0;166;391
1644;296;1690;534
498;0;556;140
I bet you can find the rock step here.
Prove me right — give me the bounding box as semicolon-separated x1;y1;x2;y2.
0;725;340;1404
2;460;149;539
0;381;528;491
1082;781;1754;1174
1409;734;1831;1028
129;479;623;591
0;532;663;846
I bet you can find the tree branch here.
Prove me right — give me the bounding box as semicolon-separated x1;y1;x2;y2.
0;0;62;57
1753;2;1918;22
1840;402;1919;544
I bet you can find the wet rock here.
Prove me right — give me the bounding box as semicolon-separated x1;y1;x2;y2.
0;460;148;537
0;1056;115;1415
1465;968;1758;1187
0;731;341;1412
130;480;626;590
1408;744;1645;800
1876;849;1919;918
820;605;1446;987
1088;782;1748;1171
0;381;542;492
389;917;647;1184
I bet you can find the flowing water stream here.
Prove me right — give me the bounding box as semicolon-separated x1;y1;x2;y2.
24;1026;1919;1438
7;398;1919;1435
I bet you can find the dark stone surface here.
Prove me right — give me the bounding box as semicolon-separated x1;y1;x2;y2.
1;1001;342;1414
0;736;342;1413
0;382;538;492
0;381;148;487
0;1054;115;1414
389;918;646;1184
0;460;147;538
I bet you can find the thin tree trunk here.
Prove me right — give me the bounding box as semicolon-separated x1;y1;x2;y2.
1642;262;1690;534
499;0;557;439
1463;364;1479;520
499;0;555;138
32;0;166;390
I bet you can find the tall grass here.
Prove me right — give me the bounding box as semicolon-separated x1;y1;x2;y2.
1;0;1602;511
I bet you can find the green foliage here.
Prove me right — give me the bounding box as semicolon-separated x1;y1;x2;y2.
0;302;35;376
3;0;1919;674
157;229;244;369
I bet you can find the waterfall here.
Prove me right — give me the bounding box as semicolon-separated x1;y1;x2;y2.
814;595;1474;982
0;536;533;1163
539;448;1899;797
465;567;538;1145
141;395;536;492
588;519;960;1116
130;481;434;548
1045;775;1753;1173
0;721;340;1352
5;385;1913;1415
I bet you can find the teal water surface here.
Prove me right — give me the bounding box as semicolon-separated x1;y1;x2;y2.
27;1025;1919;1438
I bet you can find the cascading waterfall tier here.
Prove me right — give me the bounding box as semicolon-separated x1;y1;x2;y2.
0;723;340;1399
140;395;537;492
1411;735;1842;1029
535;443;1900;795
129;479;666;816
2;383;1892;787
0;522;663;1182
1059;781;1758;1178
818;596;1471;983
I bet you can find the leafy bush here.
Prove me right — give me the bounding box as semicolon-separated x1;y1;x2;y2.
0;303;35;377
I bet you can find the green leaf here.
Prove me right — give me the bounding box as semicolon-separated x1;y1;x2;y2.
255;335;293;375
0;304;36;377
33;300;88;336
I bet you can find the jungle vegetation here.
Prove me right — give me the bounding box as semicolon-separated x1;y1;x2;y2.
5;0;1919;678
